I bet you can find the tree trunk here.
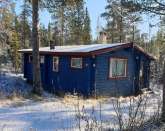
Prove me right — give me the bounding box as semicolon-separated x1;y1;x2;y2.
119;16;123;43
119;1;123;43
162;61;165;121
112;16;115;43
60;6;64;45
32;0;42;95
76;2;80;45
132;24;135;42
23;0;26;48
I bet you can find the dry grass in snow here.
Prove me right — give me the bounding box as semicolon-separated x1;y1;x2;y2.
0;72;162;130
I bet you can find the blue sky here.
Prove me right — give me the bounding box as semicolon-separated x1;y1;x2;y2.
15;0;158;39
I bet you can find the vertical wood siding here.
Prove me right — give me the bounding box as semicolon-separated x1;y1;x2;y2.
23;53;94;96
94;47;151;97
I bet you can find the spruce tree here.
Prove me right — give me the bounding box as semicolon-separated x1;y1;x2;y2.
82;7;91;44
10;17;21;73
10;30;21;73
20;0;31;48
48;22;52;43
39;24;50;47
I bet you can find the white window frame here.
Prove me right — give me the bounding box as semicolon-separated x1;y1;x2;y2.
40;56;45;64
109;58;128;78
71;57;83;69
53;56;59;72
29;55;32;63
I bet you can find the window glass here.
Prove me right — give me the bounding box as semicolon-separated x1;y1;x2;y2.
53;57;59;72
110;58;127;78
29;55;32;63
40;56;44;64
71;58;82;69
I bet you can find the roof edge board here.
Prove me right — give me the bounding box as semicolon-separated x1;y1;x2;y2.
18;42;156;60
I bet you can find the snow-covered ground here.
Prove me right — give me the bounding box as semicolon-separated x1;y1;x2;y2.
0;72;162;131
0;71;32;98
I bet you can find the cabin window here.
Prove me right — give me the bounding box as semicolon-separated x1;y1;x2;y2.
71;58;82;69
40;56;44;64
29;55;33;63
109;58;127;78
53;57;59;72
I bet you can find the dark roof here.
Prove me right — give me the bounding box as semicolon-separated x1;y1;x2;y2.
19;42;156;60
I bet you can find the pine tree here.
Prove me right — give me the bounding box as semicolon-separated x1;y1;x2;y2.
101;0;122;43
67;0;85;45
102;0;141;43
0;0;15;46
0;1;20;69
46;1;67;45
45;0;87;45
31;0;42;95
29;0;84;95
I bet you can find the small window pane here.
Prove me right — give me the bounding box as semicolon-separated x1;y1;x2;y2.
111;59;116;77
29;55;32;63
53;57;59;72
110;58;127;78
71;58;82;68
117;60;125;76
40;56;44;63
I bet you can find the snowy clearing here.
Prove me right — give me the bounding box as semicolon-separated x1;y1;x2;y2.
0;72;162;131
0;70;32;98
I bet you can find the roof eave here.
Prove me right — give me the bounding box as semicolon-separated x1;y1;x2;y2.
19;50;92;56
19;43;156;60
133;44;156;60
18;43;134;56
90;42;133;55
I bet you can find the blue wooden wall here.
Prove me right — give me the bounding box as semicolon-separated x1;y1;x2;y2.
23;54;95;96
94;48;151;96
94;48;135;96
45;55;94;96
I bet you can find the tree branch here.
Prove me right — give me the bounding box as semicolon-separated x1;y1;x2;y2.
154;0;165;7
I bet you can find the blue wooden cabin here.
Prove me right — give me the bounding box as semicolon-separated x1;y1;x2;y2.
19;43;155;97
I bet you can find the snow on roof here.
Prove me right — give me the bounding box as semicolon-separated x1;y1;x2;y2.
19;43;126;53
19;43;156;60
